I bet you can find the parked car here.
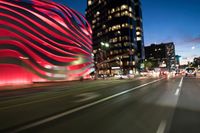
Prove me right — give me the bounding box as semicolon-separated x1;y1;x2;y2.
185;67;196;77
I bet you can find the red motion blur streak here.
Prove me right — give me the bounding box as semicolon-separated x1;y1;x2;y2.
0;0;94;87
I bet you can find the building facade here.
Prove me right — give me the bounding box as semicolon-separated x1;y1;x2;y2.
145;42;176;70
134;0;145;60
86;0;144;75
175;55;181;66
194;57;200;67
0;0;93;86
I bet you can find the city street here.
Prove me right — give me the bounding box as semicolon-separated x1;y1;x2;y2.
0;77;200;133
0;0;200;133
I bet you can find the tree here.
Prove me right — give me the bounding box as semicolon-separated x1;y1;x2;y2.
144;59;158;69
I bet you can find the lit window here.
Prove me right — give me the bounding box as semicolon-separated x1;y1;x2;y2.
129;13;133;18
97;32;102;37
136;27;141;30
122;23;129;28
88;0;92;6
92;19;96;24
111;8;115;13
136;32;141;35
125;11;129;15
124;42;128;46
96;11;100;15
108;15;112;20
119;36;122;41
121;11;129;16
121;5;128;10
137;37;142;41
122;36;128;41
114;25;121;30
129;7;132;12
112;37;118;43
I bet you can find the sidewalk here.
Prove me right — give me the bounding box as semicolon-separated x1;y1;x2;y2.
0;76;150;100
0;76;149;91
0;81;77;91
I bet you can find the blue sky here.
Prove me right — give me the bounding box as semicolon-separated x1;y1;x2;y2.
54;0;200;64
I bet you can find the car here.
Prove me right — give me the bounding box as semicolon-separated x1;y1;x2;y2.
175;69;181;75
197;68;200;77
114;74;131;79
160;68;169;76
185;67;196;77
140;70;149;76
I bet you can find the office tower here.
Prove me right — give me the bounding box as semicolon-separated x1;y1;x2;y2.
86;0;144;75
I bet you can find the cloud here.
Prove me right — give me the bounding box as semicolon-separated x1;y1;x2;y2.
185;35;200;43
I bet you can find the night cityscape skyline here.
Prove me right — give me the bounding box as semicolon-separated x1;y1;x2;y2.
1;1;200;132
59;0;200;64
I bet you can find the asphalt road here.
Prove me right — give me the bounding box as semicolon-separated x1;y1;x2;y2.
0;76;200;133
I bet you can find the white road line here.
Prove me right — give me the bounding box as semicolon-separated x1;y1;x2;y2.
174;77;184;96
0;79;143;110
11;78;164;133
156;120;166;133
178;77;183;88
75;92;100;102
175;88;180;96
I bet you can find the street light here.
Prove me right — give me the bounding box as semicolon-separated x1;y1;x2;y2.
101;42;109;48
105;43;109;48
101;42;105;46
98;42;110;77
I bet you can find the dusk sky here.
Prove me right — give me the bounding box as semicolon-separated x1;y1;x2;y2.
54;0;200;64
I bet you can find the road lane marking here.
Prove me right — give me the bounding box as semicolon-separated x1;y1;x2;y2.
75;92;100;102
174;77;183;96
178;77;183;88
156;120;166;133
175;88;180;96
0;79;143;110
11;78;165;133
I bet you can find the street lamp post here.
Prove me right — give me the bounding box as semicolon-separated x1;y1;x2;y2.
101;42;109;77
94;42;110;79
